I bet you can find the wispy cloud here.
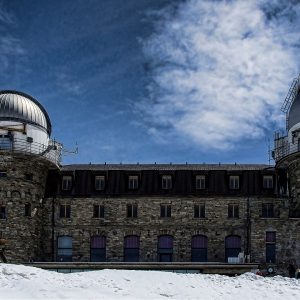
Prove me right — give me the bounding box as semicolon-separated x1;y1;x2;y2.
139;0;300;150
0;4;25;76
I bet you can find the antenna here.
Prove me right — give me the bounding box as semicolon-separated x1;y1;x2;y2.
62;142;78;156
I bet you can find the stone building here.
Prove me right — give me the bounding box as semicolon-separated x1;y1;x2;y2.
0;83;299;271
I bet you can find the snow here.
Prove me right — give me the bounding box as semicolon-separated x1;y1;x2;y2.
0;264;299;299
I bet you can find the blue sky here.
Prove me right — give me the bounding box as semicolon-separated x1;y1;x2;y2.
0;0;299;165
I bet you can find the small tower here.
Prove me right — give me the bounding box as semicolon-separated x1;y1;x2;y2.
274;75;300;215
0;90;62;262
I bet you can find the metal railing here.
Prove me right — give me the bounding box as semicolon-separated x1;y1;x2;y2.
0;137;62;166
273;141;300;162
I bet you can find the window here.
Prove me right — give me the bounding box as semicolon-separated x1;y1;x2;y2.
90;236;106;262
196;175;205;189
229;176;239;189
93;205;104;218
162;175;172;189
266;232;276;263
0;171;7;178
95;176;105;190
24;203;31;217
225;235;241;262
128;176;138;189
191;235;208;262
0;206;6;219
62;176;72;191
158;235;173;262
194;204;205;218
25;173;33;181
60;204;71;218
160;204;171;218
57;236;72;262
228;204;239;218
124;235;139;262
0;134;12;150
263;176;273;189
262;203;274;218
127;204;137;218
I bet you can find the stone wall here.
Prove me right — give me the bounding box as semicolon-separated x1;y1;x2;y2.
0;153;51;262
41;195;300;271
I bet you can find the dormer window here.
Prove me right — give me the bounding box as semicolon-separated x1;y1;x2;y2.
128;176;138;190
263;175;273;189
95;176;105;190
229;176;239;190
62;176;72;191
196;175;205;189
162;175;172;190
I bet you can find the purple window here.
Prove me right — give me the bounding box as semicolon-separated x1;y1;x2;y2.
91;236;106;249
158;235;173;249
266;232;276;243
225;235;241;248
192;235;208;249
125;235;139;249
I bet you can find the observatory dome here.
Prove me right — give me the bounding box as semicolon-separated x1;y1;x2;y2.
288;89;300;131
0;90;52;135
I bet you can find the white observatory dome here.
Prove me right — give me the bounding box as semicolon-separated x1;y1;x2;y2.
288;89;300;132
0;90;51;135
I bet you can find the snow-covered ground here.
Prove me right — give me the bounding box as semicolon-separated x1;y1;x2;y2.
0;264;299;299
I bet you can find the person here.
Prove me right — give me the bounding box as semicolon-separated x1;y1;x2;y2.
0;248;7;263
287;263;296;278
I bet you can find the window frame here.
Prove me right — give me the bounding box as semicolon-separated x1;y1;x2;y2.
95;175;105;191
263;175;273;189
162;175;172;190
195;175;206;190
57;235;72;262
128;175;139;190
229;175;240;190
90;235;106;262
59;203;71;218
24;203;31;217
194;204;205;218
160;204;171;218
265;231;276;263
0;206;6;219
262;203;274;218
62;175;72;191
0;171;7;178
93;204;104;218
228;204;239;219
126;204;138;218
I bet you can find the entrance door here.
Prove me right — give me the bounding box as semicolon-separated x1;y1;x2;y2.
225;235;241;262
158;235;173;262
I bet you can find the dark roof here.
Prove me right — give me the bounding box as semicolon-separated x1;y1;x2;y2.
62;164;274;171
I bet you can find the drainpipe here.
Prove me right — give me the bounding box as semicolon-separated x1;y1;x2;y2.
52;196;55;262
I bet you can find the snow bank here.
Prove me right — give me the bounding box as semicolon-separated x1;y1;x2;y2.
0;264;299;299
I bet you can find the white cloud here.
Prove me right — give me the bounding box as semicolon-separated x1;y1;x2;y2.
0;4;25;74
140;0;300;150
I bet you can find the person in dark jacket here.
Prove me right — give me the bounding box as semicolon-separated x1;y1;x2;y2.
287;263;296;278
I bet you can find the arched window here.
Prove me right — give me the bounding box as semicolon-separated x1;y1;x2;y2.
225;235;241;262
191;235;208;262
158;235;173;262
91;236;106;262
57;236;72;262
124;235;139;262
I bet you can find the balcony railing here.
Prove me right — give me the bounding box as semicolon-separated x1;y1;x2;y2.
0;137;62;166
273;141;300;162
